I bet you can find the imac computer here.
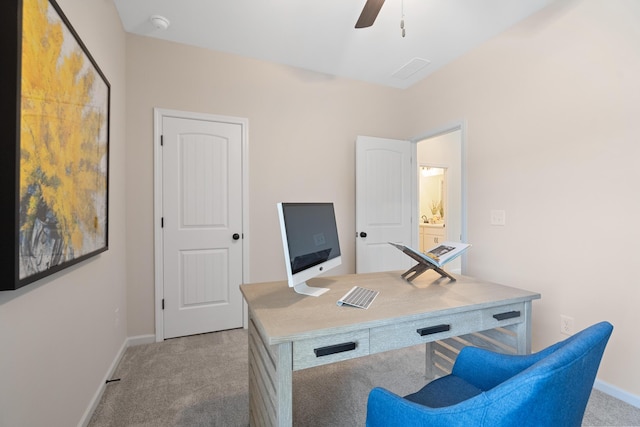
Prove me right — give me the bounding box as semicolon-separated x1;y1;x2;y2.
277;202;342;296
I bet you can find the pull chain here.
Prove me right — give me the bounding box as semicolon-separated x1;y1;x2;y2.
400;0;406;37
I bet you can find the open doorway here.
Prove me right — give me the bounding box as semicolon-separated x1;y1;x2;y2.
414;126;465;273
418;166;446;250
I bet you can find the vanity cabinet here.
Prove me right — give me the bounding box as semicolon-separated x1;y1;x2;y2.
420;225;446;252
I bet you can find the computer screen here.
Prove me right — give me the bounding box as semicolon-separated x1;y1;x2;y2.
277;202;342;296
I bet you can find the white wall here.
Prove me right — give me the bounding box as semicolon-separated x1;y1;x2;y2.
404;0;640;398
0;1;127;426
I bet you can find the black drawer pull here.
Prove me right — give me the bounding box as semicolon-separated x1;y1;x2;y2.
314;342;357;357
417;324;451;336
493;311;521;321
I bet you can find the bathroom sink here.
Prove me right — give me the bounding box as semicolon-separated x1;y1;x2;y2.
422;223;444;228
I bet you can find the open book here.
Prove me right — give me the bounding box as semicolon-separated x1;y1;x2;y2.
423;241;471;268
389;241;471;269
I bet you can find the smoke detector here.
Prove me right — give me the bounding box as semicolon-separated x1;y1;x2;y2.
150;15;170;30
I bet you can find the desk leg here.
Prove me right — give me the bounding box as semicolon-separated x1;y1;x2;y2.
515;300;533;354
248;319;293;426
274;342;293;426
424;342;436;380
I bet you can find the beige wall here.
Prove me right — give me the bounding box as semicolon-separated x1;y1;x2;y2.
0;0;127;426
404;0;640;396
2;1;639;425
124;35;410;336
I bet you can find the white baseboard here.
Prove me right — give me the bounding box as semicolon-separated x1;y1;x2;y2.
594;379;640;409
78;334;158;427
78;338;128;427
128;334;156;346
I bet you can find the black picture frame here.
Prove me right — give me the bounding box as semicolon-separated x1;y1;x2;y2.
1;0;110;291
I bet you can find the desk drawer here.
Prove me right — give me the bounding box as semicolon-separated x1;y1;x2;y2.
481;303;525;329
369;310;481;354
293;330;370;370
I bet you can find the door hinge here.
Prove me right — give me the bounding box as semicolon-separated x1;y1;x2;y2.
162;299;164;310
161;217;164;228
160;135;164;146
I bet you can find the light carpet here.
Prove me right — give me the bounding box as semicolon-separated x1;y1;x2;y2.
88;328;640;426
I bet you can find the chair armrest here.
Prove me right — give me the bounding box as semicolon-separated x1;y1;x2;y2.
366;387;487;427
452;341;562;390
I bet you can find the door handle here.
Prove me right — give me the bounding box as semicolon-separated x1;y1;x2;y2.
359;232;367;238
232;233;240;240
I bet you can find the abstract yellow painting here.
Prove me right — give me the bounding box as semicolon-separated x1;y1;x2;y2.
12;0;110;288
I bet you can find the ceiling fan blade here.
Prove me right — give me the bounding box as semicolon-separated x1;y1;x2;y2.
355;0;385;28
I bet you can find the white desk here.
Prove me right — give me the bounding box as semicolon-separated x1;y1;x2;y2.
240;270;540;427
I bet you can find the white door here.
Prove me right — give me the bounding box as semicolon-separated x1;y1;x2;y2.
161;116;244;338
355;136;414;273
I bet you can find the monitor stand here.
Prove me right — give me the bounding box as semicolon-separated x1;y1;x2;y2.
294;282;329;297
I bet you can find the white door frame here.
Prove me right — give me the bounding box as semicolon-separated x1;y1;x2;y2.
411;120;468;271
153;108;250;342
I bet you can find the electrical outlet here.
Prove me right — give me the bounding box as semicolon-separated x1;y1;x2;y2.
560;315;574;336
490;210;506;226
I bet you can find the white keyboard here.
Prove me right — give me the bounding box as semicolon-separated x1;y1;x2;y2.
337;286;379;309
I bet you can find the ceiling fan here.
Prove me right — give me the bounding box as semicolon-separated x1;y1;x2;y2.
355;0;386;28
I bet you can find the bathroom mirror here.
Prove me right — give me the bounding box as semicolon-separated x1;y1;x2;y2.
419;166;446;224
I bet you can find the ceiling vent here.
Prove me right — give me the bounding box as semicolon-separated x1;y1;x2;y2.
392;57;430;80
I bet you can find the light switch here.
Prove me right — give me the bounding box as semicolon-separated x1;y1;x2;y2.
491;210;506;226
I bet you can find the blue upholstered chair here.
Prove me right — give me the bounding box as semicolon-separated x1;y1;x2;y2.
366;321;613;427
